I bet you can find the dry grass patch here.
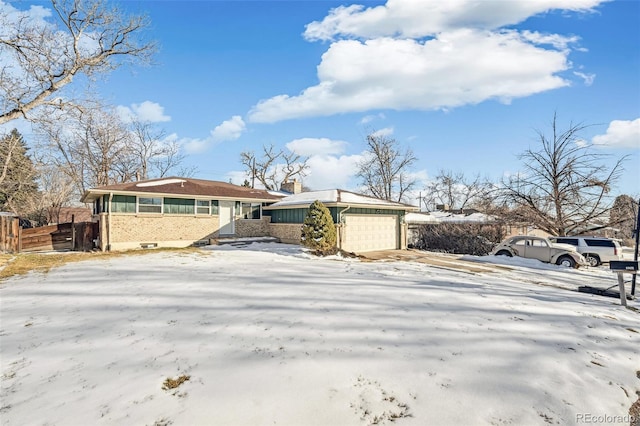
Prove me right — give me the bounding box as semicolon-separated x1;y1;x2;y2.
0;247;206;281
162;375;190;390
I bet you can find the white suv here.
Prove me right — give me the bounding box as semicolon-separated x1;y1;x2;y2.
548;237;623;267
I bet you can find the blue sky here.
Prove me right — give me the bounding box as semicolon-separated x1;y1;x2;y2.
5;0;640;201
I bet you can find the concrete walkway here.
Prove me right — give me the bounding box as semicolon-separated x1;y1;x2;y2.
359;249;512;274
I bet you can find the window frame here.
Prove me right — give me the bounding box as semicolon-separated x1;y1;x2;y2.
111;195;136;213
196;199;211;215
163;197;195;215
241;202;262;220
137;196;163;214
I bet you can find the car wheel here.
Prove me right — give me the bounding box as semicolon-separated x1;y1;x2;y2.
584;254;600;267
556;256;576;268
495;250;512;257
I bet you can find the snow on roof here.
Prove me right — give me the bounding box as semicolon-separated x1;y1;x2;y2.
135;178;186;187
266;190;338;207
266;189;416;209
406;211;494;223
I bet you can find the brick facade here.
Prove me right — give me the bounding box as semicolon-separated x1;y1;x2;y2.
99;213;221;251
97;209;408;251
268;223;303;244
235;217;271;238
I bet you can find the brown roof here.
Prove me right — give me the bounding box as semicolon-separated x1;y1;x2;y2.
81;177;282;202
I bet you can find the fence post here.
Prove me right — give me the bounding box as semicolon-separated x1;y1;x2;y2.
12;218;22;253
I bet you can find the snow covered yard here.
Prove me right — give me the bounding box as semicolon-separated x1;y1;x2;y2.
1;243;638;426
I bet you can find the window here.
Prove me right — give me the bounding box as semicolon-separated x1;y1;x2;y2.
112;195;136;213
138;197;162;213
196;200;210;215
211;200;219;215
531;239;548;247
164;198;195;215
585;239;615;247
241;202;261;219
554;238;578;246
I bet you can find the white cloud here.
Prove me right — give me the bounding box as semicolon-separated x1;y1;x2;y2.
303;0;606;41
117;101;171;123
304;154;363;190
370;127;394;138
0;1;51;25
210;115;246;142
592;118;640;149
173;116;247;154
360;113;386;124
181;137;209;154
286;137;347;156
573;71;595;86
225;170;251;186
248;30;571;123
520;31;579;51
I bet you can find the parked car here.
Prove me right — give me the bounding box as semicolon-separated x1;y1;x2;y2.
548;236;623;267
492;235;587;268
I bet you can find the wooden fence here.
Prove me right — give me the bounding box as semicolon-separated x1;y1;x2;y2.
0;215;20;253
21;223;74;252
0;216;97;253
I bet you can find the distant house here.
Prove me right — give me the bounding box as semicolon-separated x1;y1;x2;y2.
80;177;282;251
46;206;93;225
264;189;418;252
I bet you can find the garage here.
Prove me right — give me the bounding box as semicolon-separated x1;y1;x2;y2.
341;214;398;253
264;189;417;253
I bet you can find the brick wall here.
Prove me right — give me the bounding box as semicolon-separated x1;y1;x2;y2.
97;212;408;251
103;213;220;250
268;223;302;244
235;217;271;237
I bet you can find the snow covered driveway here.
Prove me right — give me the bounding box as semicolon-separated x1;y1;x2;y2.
1;243;639;426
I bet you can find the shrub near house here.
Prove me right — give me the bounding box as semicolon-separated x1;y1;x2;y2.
301;200;337;255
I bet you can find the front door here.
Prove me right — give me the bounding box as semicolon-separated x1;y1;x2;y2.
219;201;235;235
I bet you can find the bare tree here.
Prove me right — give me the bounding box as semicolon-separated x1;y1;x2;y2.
128;120;183;180
357;133;417;203
32;162;77;224
609;194;638;244
36;103;133;196
0;0;155;125
240;144;308;190
35;100;187;200
423;170;492;211
502;113;627;236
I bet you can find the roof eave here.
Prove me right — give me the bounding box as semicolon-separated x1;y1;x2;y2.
264;201;419;211
80;189;280;203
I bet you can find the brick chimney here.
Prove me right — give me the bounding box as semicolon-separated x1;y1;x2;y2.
280;179;302;194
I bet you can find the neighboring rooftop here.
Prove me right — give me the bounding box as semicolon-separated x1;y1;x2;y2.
406;211;494;223
80;177;283;203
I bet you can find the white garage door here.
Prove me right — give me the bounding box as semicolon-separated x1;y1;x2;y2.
342;214;398;253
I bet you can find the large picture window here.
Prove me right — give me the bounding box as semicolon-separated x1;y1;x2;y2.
111;195;136;213
164;198;195;215
138;197;162;213
241;202;261;219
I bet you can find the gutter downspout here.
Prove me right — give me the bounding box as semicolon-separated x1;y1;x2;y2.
107;192;113;251
338;205;351;250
